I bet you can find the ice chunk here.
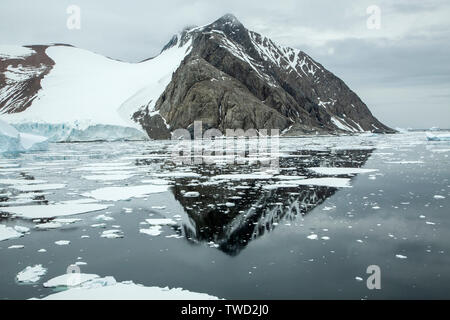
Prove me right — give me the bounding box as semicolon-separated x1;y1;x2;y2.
426;133;450;141
0;45;35;59
183;191;200;198
83;185;169;201
16;265;47;283
264;177;351;189
55;240;70;246
145;219;177;226
154;172;200;178
37;276;220;300
140;226;163;236
35;222;63;229
0;224;24;241
211;173;272;180
43;273;100;288
307;167;378;175
101;230;124;239
2;203;109;219
13;183;66;192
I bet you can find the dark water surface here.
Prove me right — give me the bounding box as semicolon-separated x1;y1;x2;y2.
0;132;449;299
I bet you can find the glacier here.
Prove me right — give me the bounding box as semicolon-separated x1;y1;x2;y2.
0;119;48;152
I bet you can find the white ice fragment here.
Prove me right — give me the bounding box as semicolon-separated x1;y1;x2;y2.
16;265;47;283
307;167;378;175
183;191;200;198
140;226;162;236
1;203;109;219
13;183;66;192
0;224;24;241
35;222;63;229
8;245;24;249
145;219;177;226
37;276;219;300
55;240;70;246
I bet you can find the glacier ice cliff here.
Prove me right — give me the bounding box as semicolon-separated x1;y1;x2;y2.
0;119;48;152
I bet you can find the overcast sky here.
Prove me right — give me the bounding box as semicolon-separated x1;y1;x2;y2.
1;0;449;129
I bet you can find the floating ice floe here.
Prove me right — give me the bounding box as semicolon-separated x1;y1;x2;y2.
43;273;100;288
154;172;200;178
0;119;48;153
55;240;70;246
145;219;177;225
13;183;67;192
264;177;351;189
0;179;47;185
94;214;114;221
101;230;124;239
385;161;424;164
0;224;24;241
8;245;24;249
140;226;163;236
183;191;200;198
82;174;135;181
0;45;35;59
1;203;110;219
307;234;318;240
433;195;445;199
36;276;220;300
35;222;63;230
82;184;170;201
211;173;273;180
53;218;83;224
307;167;378;175
16;265;47;283
14;226;30;233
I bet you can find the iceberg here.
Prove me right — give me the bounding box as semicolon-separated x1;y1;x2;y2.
0;119;48;153
37;275;220;300
426;133;450;141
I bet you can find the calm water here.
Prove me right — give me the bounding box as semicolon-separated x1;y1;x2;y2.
0;132;449;299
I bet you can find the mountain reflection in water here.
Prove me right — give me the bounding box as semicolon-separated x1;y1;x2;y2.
169;149;374;255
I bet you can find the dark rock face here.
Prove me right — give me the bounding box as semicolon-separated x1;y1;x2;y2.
135;14;394;138
0;45;54;114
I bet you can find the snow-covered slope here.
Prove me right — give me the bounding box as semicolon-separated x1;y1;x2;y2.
0;40;192;141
